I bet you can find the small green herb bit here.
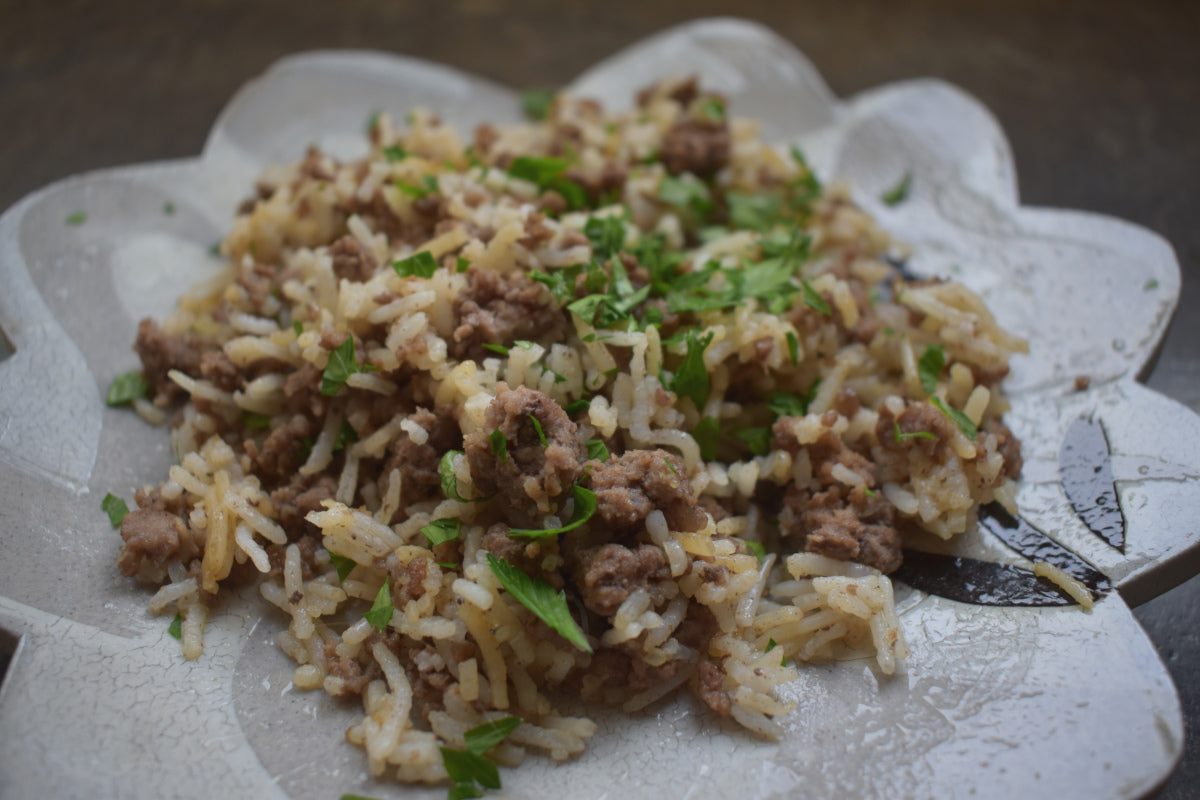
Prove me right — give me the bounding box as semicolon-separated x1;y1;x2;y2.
672;329;715;409
732;426;771;457
585;438;610;462
422;518;463;548
320;337;366;396
692;416;721;461
393;250;438;278
167;613;182;640
463;716;522;754
488;429;508;462
328;552;357;583
520;87;555;121
382;144;407;162
486;553;592;652
508;485;598;538
801;280;832;316
881;171;913;207
442;748;501;791
786;331;800;365
917;344;945;395
101;493;129;528
65;211;86;226
364;580;394;632
746;540;767;562
106;370;149;406
243;411;271;431
1144;278;1159;291
931;396;978;439
892;420;938;444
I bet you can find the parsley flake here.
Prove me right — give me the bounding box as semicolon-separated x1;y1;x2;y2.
508;485;598;538
520;88;555;120
892;420;939;444
291;320;303;336
320;337;369;396
106;370;149;406
393;250;438;278
931;396;978;439
421;518;463;548
746;541;767;562
486;553;591;652
508;156;586;210
695;96;726;123
464;716;522;755
382;144;407;163
765;637;777;652
917;344;945;395
243;411;271;431
481;343;509;357
329;552;357;583
656;174;712;217
692;416;721;461
102;493;129;528
488;429;508;463
801;280;832;316
585;214;626;259
786;331;800;365
66;211;86;226
364;580;394;632
732;426;771;456
881;171;913;207
439;450;486;503
163;201;175;215
585;439;610;461
1144;278;1159;291
168;613;182;640
767;391;808;420
672;329;714;410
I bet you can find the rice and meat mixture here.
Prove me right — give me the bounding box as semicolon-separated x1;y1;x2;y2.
115;76;1027;785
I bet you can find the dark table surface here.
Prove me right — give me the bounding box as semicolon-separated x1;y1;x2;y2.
2;1;1196;796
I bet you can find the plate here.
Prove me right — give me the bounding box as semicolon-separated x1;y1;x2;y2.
0;17;1194;799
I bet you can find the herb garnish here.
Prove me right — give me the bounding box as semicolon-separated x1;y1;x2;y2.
892;420;939;444
917;344;945;395
333;420;358;452
102;493;129;528
692;416;721;461
485;554;591;652
66;211;86;226
786;331;800;365
584;214;626;259
163;201;175;215
765;637;777;652
564;398;590;415
243;411;271;431
801;280;831;316
320;337;372;396
168;613;182;640
329;552;357;583
507;156;585;210
364;580;394;632
528;414;548;447
726;192;781;232
382;144;407;163
488;429;508;463
106;370;149;406
732;426;771;456
481;343;509;357
672;329;714;409
521;87;555;120
393;250;438;278
656;174;712;217
881;171;913;207
507;485;598;538
421;518;463;548
931;396;978;439
746;541;767;562
439;450;487;503
585;439;610;461
1144;278;1159;291
292;320;303;336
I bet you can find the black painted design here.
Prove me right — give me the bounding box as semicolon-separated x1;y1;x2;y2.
894;550;1074;607
1059;415;1126;552
979;502;1112;596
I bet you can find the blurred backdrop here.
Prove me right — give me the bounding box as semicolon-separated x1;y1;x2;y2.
1;1;1196;795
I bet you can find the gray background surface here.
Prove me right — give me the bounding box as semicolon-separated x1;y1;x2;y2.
1;1;1196;795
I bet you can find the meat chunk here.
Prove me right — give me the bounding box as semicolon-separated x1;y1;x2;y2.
450;267;568;362
199;349;242;392
245;415;313;488
464;384;584;513
983;419;1023;479
270;473;338;540
874;402;961;464
573;542;672;617
329;234;378;282
388;554;433;609
134;318;203;405
586;449;708;533
772;422;876;489
117;508;190;578
378;407;456;518
695;660;731;717
660;117;730;177
323;639;380;697
781;484;902;574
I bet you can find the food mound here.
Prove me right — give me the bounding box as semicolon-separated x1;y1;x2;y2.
113;77;1027;788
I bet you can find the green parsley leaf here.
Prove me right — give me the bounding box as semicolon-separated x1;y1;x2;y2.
672;329;714;409
421;518;463;548
481;343;509;356
102;493;129;528
243;411;271;431
881;171;913;207
168;613;182;640
520;87;555;120
457;256;471;273
564;398;591;415
585;215;626;259
320;337;367;396
364;580;394;632
508;485;598;539
329;552;357;583
508;156;586;210
746;541;767;563
727;192;781;232
585;439;610;462
917;344;945;395
765;637;777;652
695;96;726;123
768;391;807;419
439;450;485;503
291;319;303;336
692;416;721;461
657;174;712;216
528;414;548;447
732;426;771;456
339;795;384;800
106;370;149;406
442;748;500;791
393;250;438;278
382;144;407;163
863;487;879;499
485;553;592;652
892;420;939;444
664;458;678;475
1144;278;1159;291
801;280;832;316
333;420;358;451
448;783;485;800
464;716;522;755
930;396;978;439
489;429;508;462
365;109;381;133
66;211;86;226
786;331;800;365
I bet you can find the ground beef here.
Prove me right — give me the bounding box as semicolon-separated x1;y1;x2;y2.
236;259;275;308
983;419;1023;479
781;484;902;574
199;349;242;392
586;449;708;533
245;415;313;487
117;508;191;578
874;402;960;464
378;407;456;518
388;554;432;609
771;423;876;490
479;524;562;588
464;384;584;514
969;361;1011;387
323;640;380;697
270;473;338;540
450;268;568;362
329;234;378;282
264;533;322;582
134;318;203;405
660;117;730;177
573;542;672;617
695;660;731;717
282;362;328;418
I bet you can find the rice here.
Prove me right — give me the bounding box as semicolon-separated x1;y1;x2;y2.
111;74;1030;791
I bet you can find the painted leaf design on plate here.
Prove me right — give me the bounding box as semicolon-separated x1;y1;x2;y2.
1059;415;1126;552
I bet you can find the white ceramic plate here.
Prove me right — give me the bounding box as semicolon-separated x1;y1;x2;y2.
0;17;1195;799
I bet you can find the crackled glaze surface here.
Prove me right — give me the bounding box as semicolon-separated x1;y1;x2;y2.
0;18;1194;800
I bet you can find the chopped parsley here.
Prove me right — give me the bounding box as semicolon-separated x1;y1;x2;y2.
726;192;781;232
101;493;129;528
584;214;626;259
767;391;808;419
291;319;303;336
1144;278;1159;291
507;156;585;210
333;420;358;451
695;96;726;123
106;370;149;406
320;337;371;396
508;485;598;538
464;716;522;754
931;396;978;439
918;344;945;395
329;552;357;583
439;450;486;503
168;613;182;640
382;144;407;162
801;280;831;316
746;541;767;562
442;749;500;799
396;174;440;197
732;426;771;456
564;398;591;416
765;637;777;652
692;416;721;461
656;173;712;217
881;171;913;207
528;414;548;447
488;429;508;462
457;256;471;273
243;412;271;431
585;439;610;462
481;343;509;357
365;109;381;133
863;487;879;499
786;331;800;365
892;420;938;444
485;553;591;652
66;211;86;226
364;580;394;632
393;250;438;278
671;329;714;409
521;87;555;120
421;518;463;548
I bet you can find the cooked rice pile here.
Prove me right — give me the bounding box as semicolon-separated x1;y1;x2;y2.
115;76;1027;784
